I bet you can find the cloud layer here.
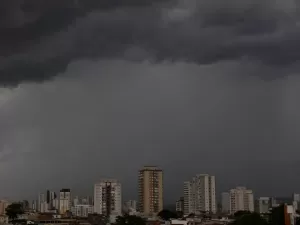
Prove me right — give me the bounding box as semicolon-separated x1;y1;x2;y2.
1;0;300;85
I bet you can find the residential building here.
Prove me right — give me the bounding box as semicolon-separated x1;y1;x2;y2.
38;193;45;212
94;179;122;216
40;201;49;213
293;193;300;211
50;191;57;209
53;199;60;210
229;187;254;214
73;196;80;206
176;197;184;212
31;200;38;211
71;204;93;217
221;192;230;214
293;193;300;202
138;166;163;215
183;174;216;215
257;197;271;214
126;200;137;211
0;200;10;215
59;189;71;214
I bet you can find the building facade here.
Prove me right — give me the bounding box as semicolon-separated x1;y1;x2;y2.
138;166;163;215
0;200;10;215
59;189;71;214
38;193;45;212
256;197;271;214
71;205;93;217
94;179;122;216
221;192;230;214
176;197;184;212
183;174;216;215
126;200;137;211
229;187;254;214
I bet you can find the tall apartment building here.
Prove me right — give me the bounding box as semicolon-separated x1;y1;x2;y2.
176;197;184;212
256;197;271;214
138;166;163;215
73;196;80;206
221;192;230;213
45;190;57;209
31;200;38;211
183;174;216;215
38;193;45;212
94;179;122;216
229;187;254;214
59;189;71;214
53;199;60;210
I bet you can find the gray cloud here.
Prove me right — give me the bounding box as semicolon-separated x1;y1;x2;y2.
0;60;300;201
1;0;300;85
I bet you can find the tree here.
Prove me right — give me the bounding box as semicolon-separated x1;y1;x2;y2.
230;212;268;225
176;211;183;218
269;204;285;225
233;211;251;218
115;214;145;225
157;209;178;220
5;203;24;224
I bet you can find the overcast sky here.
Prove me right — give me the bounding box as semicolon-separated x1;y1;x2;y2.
1;0;300;203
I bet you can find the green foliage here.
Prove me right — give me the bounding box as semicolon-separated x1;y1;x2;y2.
115;214;146;225
269;204;285;225
233;211;251;218
230;212;268;225
157;209;178;220
176;211;183;218
5;203;24;222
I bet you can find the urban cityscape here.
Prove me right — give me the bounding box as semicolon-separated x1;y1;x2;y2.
2;1;300;225
0;166;299;225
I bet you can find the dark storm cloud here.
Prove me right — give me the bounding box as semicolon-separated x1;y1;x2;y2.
1;0;300;85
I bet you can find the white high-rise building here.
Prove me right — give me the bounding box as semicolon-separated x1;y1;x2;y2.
71;205;93;217
38;193;45;212
94;179;122;216
257;197;271;214
183;174;216;215
40;201;49;213
229;187;254;214
59;189;71;214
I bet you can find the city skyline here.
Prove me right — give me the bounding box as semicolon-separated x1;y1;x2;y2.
1;0;300;204
1;166;300;203
5;170;299;206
